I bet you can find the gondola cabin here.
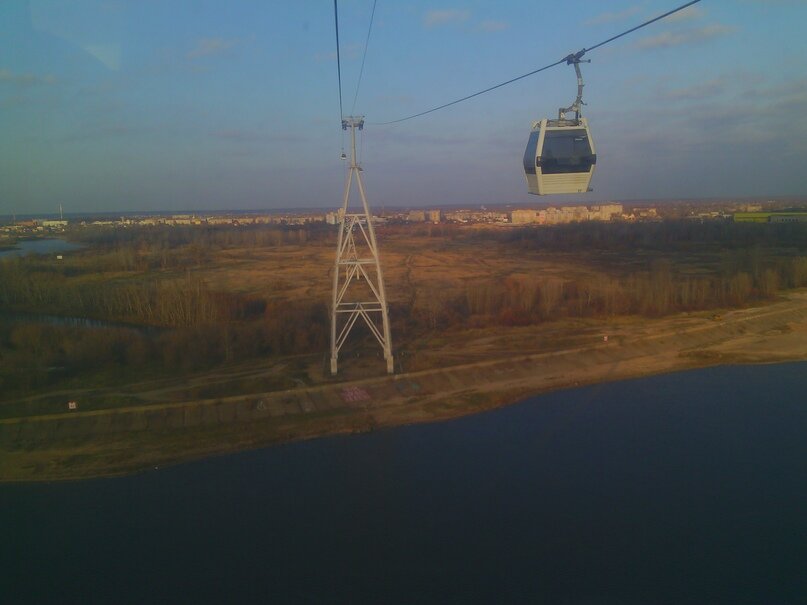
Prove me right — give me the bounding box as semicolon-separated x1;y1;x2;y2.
523;117;596;195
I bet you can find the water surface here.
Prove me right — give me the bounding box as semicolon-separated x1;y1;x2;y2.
2;363;805;604
0;238;83;258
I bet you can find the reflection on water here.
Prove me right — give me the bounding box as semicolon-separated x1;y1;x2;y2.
0;311;162;333
0;238;84;258
1;311;109;329
1;362;806;604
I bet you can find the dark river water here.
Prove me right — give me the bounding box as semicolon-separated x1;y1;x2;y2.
2;363;806;604
0;238;84;258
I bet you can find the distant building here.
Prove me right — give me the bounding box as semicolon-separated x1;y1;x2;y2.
511;209;539;224
407;210;427;222
635;207;658;220
326;209;345;225
735;211;807;223
561;205;589;222
770;213;807;223
512;203;623;226
595;203;623;220
445;211;471;223
428;209;441;223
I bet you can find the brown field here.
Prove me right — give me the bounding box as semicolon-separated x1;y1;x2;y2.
2;221;807;481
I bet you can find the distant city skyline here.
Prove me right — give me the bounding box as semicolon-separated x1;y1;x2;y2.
2;0;807;214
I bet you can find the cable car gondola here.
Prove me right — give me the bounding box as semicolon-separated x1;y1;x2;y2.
524;52;596;195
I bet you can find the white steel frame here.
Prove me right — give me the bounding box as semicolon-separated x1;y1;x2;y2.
330;117;394;375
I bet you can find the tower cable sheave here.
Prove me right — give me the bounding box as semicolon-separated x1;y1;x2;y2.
373;0;702;125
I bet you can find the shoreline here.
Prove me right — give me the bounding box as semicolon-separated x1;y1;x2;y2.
2;290;807;483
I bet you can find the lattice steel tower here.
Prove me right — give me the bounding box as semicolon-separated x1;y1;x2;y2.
330;116;394;375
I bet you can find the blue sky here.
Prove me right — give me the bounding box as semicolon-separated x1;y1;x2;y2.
1;0;806;214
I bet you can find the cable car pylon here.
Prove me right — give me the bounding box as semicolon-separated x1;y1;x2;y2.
330;116;394;375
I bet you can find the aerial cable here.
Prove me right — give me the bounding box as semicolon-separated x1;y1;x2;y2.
351;0;378;115
374;58;566;125
373;0;702;125
333;0;344;120
584;0;701;54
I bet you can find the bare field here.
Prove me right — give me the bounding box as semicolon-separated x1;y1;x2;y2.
2;222;807;481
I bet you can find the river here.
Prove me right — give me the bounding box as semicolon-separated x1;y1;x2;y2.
0;238;84;259
2;362;805;604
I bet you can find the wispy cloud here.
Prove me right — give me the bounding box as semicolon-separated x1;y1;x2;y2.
476;20;508;32
659;78;727;100
584;5;641;26
423;9;470;28
666;5;705;22
0;68;57;86
187;37;237;59
637;24;737;49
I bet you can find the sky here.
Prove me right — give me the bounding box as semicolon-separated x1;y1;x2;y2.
1;0;807;215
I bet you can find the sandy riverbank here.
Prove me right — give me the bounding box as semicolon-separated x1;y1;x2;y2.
2;289;807;482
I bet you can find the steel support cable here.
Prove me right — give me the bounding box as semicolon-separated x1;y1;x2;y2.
584;0;701;53
373;0;702;125
334;0;344;120
373;58;567;125
351;0;378;115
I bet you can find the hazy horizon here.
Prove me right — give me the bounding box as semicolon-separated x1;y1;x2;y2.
6;194;807;222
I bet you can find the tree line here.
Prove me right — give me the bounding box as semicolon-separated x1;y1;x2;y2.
2;220;806;400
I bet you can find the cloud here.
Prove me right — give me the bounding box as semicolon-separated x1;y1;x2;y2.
584;5;641;26
477;20;508;32
187;37;237;59
423;9;470;28
744;77;807;99
0;68;57;86
660;78;728;100
665;5;705;22
637;24;737;49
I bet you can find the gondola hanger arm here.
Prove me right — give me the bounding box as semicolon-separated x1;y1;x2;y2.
558;50;590;122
